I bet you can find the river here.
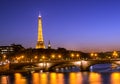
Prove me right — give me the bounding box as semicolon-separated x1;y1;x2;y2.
0;64;120;84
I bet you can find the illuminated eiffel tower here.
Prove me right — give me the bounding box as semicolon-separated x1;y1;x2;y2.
36;14;45;49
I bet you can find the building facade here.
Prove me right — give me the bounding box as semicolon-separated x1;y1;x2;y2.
0;44;24;55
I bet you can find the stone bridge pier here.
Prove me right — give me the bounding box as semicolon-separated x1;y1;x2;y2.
80;60;90;71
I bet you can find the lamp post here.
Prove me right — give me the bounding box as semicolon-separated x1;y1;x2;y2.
21;55;24;59
51;54;55;60
58;54;62;60
70;53;74;60
34;56;38;59
76;53;80;60
42;56;45;61
21;55;24;62
3;54;6;60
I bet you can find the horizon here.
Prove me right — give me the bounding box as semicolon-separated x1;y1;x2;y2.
1;0;120;52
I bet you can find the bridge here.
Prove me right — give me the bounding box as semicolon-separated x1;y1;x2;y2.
10;59;120;71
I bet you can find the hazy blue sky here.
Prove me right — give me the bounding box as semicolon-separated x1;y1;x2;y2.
0;0;120;52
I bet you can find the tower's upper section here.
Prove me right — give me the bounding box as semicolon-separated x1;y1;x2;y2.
37;15;43;42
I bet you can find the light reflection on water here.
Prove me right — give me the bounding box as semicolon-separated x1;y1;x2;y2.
32;73;40;84
1;64;120;84
1;72;120;84
69;72;83;84
89;72;102;84
0;76;8;84
110;73;120;84
40;73;48;84
14;73;27;84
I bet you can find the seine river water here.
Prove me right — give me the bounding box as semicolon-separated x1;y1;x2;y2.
0;64;120;84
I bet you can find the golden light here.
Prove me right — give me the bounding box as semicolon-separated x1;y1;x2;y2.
58;55;61;58
90;53;94;56
57;73;64;84
14;73;27;84
50;73;57;84
51;54;55;58
34;56;38;59
1;76;8;84
110;72;120;84
40;73;48;84
42;56;45;59
89;72;102;84
3;54;6;58
21;55;24;59
90;53;98;58
32;73;39;84
76;54;80;57
69;73;76;84
71;53;74;57
94;53;98;57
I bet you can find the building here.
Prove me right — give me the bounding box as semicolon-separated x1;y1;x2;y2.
36;14;45;49
0;44;24;55
0;46;13;55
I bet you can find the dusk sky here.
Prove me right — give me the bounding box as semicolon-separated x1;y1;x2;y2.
1;0;120;52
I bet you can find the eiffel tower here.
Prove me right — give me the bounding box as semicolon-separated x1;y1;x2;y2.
36;14;45;49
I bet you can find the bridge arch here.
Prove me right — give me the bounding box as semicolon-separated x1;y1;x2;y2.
37;61;81;71
48;62;79;71
80;60;120;71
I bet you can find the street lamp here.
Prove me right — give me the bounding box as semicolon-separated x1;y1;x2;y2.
21;55;24;59
3;54;6;61
42;56;45;60
34;56;38;62
51;54;55;60
76;54;79;57
71;53;74;58
20;55;24;62
90;53;94;57
58;54;62;60
34;56;38;59
76;53;80;59
94;53;98;57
